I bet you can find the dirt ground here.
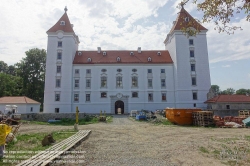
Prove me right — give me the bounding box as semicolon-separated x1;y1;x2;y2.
18;116;250;166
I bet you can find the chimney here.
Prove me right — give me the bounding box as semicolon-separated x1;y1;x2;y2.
97;47;101;53
138;47;141;53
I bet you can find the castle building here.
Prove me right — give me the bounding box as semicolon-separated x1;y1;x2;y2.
43;7;211;113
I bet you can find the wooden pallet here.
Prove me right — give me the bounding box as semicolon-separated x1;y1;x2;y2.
16;130;91;166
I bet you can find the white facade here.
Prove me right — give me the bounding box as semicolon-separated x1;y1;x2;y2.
43;7;211;114
0;104;40;114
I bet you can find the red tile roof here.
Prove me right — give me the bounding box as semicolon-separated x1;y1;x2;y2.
205;95;250;103
169;7;207;34
0;96;40;104
73;50;173;64
47;12;74;33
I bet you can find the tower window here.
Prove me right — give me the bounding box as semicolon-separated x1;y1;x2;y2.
192;77;196;86
57;52;62;60
190;50;194;57
191;64;195;71
58;41;62;47
189;39;194;45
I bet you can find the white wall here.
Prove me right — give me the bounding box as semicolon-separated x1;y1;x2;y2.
0;104;40;114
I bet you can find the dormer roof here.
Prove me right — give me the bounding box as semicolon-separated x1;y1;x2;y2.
47;11;74;33
169;7;207;34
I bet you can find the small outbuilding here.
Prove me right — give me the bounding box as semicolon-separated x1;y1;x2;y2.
0;96;40;114
205;95;250;110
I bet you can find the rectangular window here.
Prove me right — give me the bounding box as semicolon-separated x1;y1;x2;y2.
191;64;195;71
101;77;107;87
86;79;91;88
192;77;196;86
132;92;138;98
116;76;122;87
56;66;61;73
74;94;79;102
55;94;60;101
226;105;230;109
75;79;79;88
190;50;194;57
101;92;107;98
55;108;59;113
161;79;166;88
162;93;166;101
58;41;62;47
132;76;138;87
86;94;90;102
189;39;194;45
57;52;62;60
148;79;153;88
56;78;61;88
161;69;165;73
30;107;33;112
194;103;196;107
75;69;79;74
193;92;197;100
86;69;91;74
148;69;152;73
148;93;153;101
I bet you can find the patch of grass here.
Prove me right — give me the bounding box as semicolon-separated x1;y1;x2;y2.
21;120;49;125
199;146;209;153
1;130;77;165
212;149;220;155
48;116;99;125
162;119;173;125
245;135;250;141
106;116;113;123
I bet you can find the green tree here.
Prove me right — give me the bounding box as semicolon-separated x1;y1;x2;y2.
0;73;23;97
6;65;17;76
179;0;250;34
236;88;250;95
15;48;46;110
0;61;8;73
220;88;236;95
211;85;220;95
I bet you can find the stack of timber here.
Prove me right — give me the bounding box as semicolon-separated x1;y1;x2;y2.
192;111;214;127
239;110;250;118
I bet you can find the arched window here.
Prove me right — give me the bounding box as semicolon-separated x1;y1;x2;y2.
87;58;92;62
117;57;121;62
148;57;152;62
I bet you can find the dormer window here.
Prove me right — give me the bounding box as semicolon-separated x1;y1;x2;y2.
117;57;121;62
78;52;82;56
184;17;189;22
60;21;65;25
148;57;152;62
87;58;92;62
157;52;161;56
130;52;134;56
103;51;107;56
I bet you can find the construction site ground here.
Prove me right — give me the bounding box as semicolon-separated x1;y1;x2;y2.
18;115;250;166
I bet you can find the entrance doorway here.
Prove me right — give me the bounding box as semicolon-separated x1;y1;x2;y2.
115;100;124;114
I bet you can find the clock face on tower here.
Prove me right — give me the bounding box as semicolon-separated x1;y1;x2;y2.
116;93;122;99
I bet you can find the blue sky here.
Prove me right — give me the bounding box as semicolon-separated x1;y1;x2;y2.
0;0;249;91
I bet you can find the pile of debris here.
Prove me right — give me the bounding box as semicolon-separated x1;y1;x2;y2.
214;110;250;128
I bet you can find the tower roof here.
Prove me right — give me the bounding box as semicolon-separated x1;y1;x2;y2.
47;9;74;33
169;7;207;34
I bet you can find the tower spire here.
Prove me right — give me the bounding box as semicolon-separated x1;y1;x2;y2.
64;6;68;12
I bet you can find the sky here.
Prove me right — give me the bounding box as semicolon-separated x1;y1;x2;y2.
0;0;249;91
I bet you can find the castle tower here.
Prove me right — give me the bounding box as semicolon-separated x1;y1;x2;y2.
44;7;80;113
164;7;211;109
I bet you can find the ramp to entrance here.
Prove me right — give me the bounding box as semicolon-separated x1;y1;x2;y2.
16;130;91;166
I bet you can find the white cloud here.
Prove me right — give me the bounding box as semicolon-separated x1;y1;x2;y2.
222;65;231;68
